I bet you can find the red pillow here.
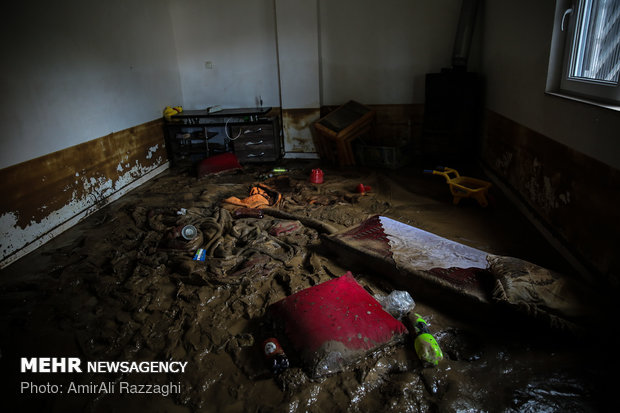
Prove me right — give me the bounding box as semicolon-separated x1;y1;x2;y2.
196;152;242;177
269;272;408;377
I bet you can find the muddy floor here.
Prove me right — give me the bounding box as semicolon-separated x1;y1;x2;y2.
0;161;617;412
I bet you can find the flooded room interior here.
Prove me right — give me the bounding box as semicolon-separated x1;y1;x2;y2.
1;0;619;412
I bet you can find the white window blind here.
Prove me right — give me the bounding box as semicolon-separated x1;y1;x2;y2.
569;0;620;84
549;0;620;107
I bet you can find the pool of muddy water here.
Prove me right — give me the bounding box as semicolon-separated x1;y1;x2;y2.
0;162;616;412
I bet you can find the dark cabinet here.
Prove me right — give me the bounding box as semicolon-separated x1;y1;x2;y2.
164;107;281;166
229;117;280;163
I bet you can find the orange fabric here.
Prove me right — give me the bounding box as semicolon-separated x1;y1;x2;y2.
223;194;270;209
222;184;282;209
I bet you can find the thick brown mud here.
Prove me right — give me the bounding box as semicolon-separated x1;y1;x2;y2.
0;161;616;412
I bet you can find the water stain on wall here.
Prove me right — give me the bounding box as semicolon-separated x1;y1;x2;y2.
0;119;167;261
482;110;620;282
282;108;320;153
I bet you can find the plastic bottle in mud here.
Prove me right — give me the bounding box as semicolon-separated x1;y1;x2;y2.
263;338;290;375
411;313;443;367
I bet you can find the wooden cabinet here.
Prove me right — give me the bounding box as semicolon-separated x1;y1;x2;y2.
230;117;280;163
164;107;281;166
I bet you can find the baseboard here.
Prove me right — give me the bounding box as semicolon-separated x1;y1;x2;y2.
0;162;169;269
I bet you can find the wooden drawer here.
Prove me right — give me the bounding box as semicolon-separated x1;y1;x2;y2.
233;136;274;152
235;149;278;162
230;124;274;140
231;120;280;162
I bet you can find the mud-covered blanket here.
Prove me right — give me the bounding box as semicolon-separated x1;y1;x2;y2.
487;255;598;334
326;215;492;307
326;215;595;334
133;205;323;286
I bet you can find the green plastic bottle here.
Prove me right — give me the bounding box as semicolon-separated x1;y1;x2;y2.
412;313;443;367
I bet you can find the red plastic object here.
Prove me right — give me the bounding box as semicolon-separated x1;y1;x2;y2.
197;152;242;177
310;168;324;184
268;220;302;236
269;272;407;355
355;184;372;194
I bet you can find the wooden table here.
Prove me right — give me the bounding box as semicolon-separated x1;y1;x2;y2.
313;101;375;166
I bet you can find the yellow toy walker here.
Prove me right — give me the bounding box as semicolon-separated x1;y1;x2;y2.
424;166;492;207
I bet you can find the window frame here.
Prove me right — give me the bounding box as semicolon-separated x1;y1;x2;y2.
547;0;620;109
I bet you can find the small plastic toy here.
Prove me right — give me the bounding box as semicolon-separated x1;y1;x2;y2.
411;313;443;367
424;166;492;207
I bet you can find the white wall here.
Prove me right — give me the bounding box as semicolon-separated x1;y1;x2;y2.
482;0;620;169
168;0;475;109
168;0;280;110
0;0;182;169
0;0;495;168
276;0;321;109
319;0;465;105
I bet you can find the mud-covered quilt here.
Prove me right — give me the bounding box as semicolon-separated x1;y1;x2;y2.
326;215;596;334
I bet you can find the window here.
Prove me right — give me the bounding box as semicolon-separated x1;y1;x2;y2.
547;0;620;107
